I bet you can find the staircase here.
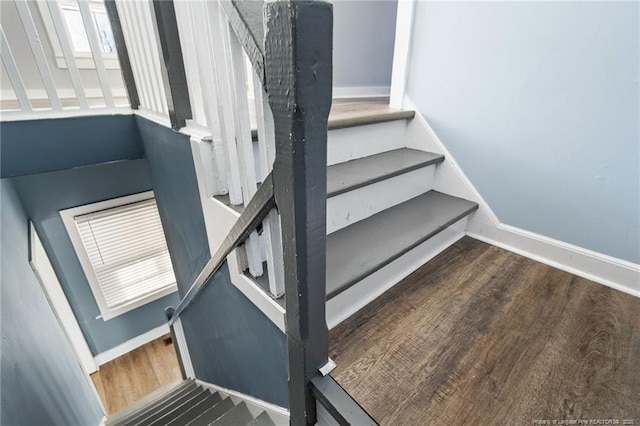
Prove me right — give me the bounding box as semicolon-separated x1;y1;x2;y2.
106;380;287;426
303;101;478;326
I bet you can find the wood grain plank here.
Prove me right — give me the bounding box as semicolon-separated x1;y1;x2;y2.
90;334;181;414
330;237;640;425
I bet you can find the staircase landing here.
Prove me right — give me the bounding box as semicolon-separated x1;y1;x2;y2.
328;98;415;129
251;98;414;139
329;237;640;425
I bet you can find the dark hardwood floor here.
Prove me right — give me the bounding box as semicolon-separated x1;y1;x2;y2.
329;237;640;425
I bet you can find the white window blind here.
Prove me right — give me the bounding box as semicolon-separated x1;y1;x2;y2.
73;198;176;314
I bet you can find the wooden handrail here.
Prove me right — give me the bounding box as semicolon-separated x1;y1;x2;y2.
168;173;275;326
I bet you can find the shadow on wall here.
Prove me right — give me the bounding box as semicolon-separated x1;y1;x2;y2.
11;159;179;355
1;179;104;425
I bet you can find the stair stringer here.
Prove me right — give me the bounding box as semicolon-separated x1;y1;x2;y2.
402;97;640;297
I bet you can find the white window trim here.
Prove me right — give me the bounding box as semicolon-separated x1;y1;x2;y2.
36;0;120;70
60;191;177;321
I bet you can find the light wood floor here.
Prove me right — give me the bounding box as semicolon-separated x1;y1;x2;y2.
330;237;640;425
91;335;182;414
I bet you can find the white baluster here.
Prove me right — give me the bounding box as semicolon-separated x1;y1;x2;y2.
138;0;168;115
77;0;114;108
116;0;153;112
206;1;244;206
46;0;88;109
254;74;284;297
0;27;31;111
14;0;61;110
184;0;229;196
225;22;263;277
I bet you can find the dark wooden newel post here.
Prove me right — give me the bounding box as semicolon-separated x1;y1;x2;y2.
264;1;333;424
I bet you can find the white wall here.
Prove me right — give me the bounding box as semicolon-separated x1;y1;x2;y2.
332;0;397;98
406;1;639;264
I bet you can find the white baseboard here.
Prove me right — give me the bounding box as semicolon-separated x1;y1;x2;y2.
173;317;196;379
403;96;640;298
94;324;170;366
467;223;640;298
332;85;390;99
195;379;290;419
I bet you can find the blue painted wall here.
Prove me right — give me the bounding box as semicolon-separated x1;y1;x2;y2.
135;116;211;296
1;114;143;178
181;264;289;408
1;179;104;426
11;159;179;355
407;1;640;263
136;117;289;407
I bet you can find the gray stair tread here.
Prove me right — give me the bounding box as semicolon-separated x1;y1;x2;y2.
107;380;195;425
127;387;204;426
137;388;210;425
186;397;235;426
210;402;253;426
246;411;276;426
330;99;415;129
326;190;478;299
165;393;223;426
327;148;444;197
252;99;414;139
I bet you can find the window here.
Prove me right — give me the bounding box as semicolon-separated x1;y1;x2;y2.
61;192;177;320
37;0;120;70
60;3;116;54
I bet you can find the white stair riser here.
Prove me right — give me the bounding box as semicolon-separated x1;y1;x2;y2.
327;165;437;234
326;217;468;329
327;120;408;166
250;119;410;177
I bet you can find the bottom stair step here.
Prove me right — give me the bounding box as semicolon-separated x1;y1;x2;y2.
133;387;205;425
326;190;478;299
210;402;254;426
187;397;235;426
107;380;195;426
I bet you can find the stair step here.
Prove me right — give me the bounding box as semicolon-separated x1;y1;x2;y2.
108;380;197;426
127;387;204;426
246;411;276;426
137;387;210;425
186;397;235;426
210;402;254;426
165;392;223;426
327;99;415;130
252;99;414;139
327;148;443;198
326;191;478;299
105;380;196;426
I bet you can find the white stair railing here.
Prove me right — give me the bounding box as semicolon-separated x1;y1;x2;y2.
114;0;167;122
0;0;128;119
173;0;285;295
